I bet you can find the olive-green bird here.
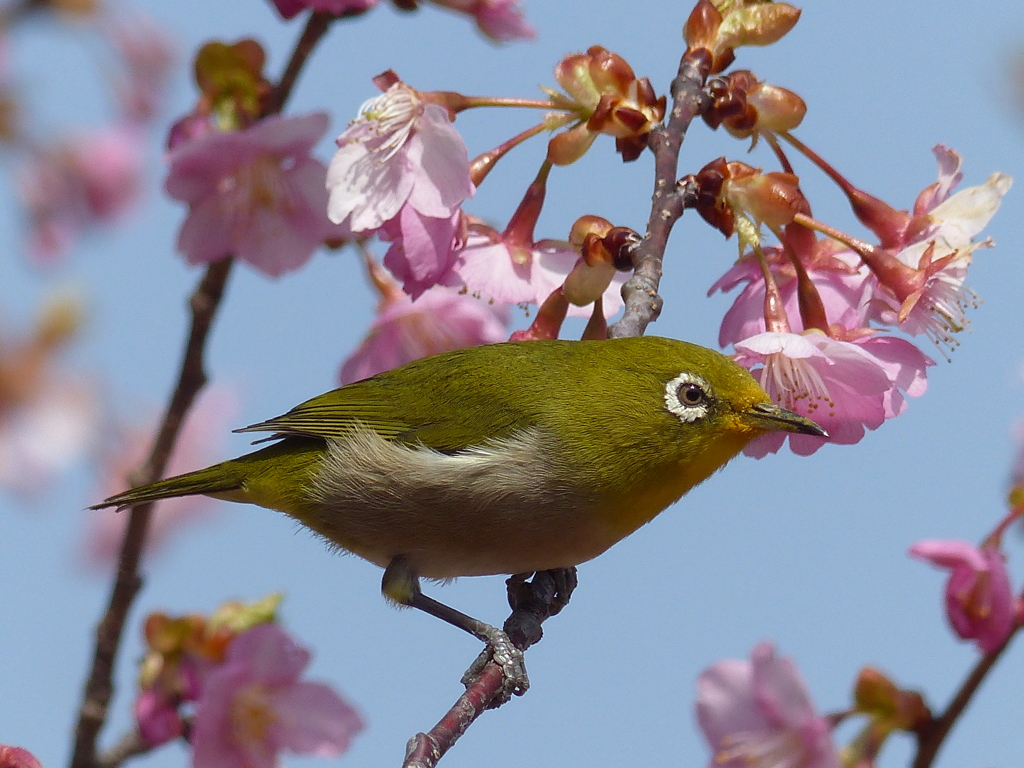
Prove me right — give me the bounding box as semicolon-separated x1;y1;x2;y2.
93;336;824;689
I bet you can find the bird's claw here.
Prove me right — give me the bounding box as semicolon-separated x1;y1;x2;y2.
461;628;529;706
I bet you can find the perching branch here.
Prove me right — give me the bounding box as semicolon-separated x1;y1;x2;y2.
69;11;338;767
401;569;577;768
911;629;1018;768
608;49;712;340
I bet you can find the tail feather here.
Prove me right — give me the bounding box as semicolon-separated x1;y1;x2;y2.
89;462;245;510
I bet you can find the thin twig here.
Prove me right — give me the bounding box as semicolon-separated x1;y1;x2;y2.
70;260;233;768
912;630;1017;768
608;49;711;340
268;11;334;114
69;9;338;766
401;570;576;768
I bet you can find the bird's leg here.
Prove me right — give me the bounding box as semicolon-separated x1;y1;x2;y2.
382;556;529;702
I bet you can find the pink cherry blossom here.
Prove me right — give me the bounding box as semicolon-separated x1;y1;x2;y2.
454;231;627;318
710;245;872;348
135;689;184;747
428;0;535;41
340;261;507;384
18;126;145;262
733;330;932;457
696;641;839;768
909;540;1015;654
0;745;43;768
166;112;336;277
82;386;237;570
379;206;463;299
270;0;380;20
326;80;474;235
191;624;364;768
863;151;1012;351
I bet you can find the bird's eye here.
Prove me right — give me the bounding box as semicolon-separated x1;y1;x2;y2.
679;382;706;406
664;372;712;423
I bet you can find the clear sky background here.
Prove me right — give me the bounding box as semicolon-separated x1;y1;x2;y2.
3;1;1024;767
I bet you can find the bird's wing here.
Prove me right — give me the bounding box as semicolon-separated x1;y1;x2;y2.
234;376;526;453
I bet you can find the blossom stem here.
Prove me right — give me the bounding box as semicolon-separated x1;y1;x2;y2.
763;132;795;175
608;49;712;338
792;212;874;254
69;13;336;768
778;130;851;193
912;628;1018;768
753;243;791;334
453;95;564;111
983;504;1024;549
469;119;561;186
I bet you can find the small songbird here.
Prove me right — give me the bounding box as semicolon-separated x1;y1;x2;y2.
92;336;825;690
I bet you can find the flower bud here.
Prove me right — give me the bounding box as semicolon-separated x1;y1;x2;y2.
549;47;664;165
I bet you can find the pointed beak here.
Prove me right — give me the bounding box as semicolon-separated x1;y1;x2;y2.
742;402;828;438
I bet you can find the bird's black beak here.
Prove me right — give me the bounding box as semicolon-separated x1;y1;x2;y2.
743;402;828;438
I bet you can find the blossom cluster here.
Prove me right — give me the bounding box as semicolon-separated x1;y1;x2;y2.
132;595;363;767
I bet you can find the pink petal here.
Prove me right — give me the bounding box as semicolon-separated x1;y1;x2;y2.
750;642;816;731
228;624;310;686
404;105;474;217
909;539;988;571
270;681;364;755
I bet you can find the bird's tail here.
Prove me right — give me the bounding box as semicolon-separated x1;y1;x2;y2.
89;461;246;511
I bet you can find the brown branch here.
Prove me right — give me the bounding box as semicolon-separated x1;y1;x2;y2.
96;730;151;768
401;569;576;768
69;11;338;767
70;260;233;768
912;629;1017;768
608;49;711;340
268;11;334;115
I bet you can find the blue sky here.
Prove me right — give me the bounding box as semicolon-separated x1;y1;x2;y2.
3;1;1024;767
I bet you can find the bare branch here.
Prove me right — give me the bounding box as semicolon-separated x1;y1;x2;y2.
912;629;1018;768
608;50;711;340
68;9;339;766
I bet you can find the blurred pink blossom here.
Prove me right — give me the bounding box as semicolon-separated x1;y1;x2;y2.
909;540;1015;654
0;745;42;768
341;257;506;383
82;386;237;570
696;641;839;768
270;0;380;20
454;230;627;318
326;78;473;236
429;0;535;41
135;689;185;747
18;126;145;262
192;623;364;768
733;330;931;457
0;380;101;495
102;9;176;122
166;112;336;277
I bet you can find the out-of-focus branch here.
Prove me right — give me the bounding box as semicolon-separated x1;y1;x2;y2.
912;629;1018;768
70;260;233;768
401;569;576;768
608;49;711;340
69;10;338;768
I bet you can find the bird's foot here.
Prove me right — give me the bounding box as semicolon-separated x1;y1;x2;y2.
461;625;529;706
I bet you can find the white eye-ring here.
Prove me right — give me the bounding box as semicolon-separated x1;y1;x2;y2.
664;372;712;423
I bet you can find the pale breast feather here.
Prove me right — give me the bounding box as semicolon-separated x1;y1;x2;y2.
304;426;616;579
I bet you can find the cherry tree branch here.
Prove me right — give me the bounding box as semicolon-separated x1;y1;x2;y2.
912;629;1018;768
401;569;576;768
69;11;337;768
608;49;711;340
